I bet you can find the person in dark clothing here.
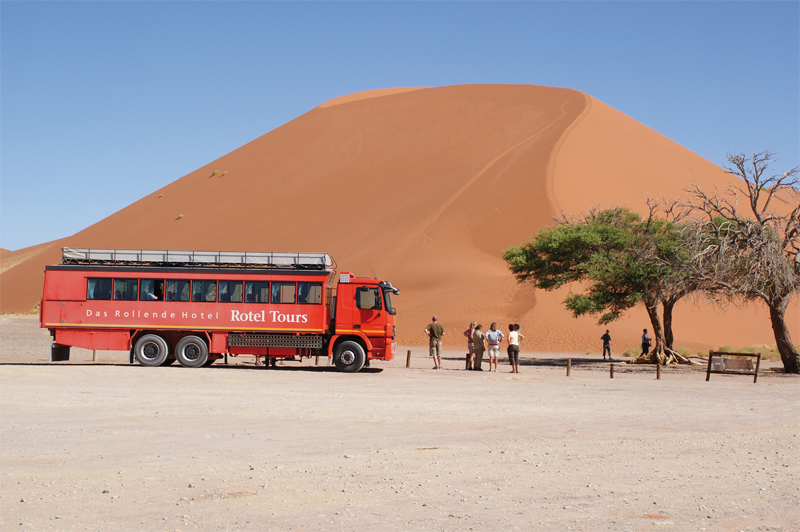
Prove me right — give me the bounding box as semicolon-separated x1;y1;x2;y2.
641;329;651;356
601;330;612;360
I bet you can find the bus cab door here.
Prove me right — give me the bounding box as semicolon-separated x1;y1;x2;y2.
354;286;386;352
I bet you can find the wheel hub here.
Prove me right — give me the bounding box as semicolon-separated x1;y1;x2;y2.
184;345;200;360
143;343;159;359
340;350;355;365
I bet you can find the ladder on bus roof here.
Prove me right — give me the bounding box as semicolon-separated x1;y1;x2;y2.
61;248;333;270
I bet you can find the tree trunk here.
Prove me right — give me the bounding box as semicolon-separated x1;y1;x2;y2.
768;303;800;374
645;301;666;355
631;298;696;365
662;299;676;349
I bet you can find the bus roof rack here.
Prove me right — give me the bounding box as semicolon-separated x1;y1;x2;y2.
61;248;333;270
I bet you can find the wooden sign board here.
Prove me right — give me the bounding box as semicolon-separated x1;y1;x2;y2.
706;351;761;384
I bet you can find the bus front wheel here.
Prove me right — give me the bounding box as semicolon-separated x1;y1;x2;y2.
175;336;209;368
134;335;169;367
334;341;366;373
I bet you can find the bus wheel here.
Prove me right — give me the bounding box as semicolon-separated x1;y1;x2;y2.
175;336;209;368
134;335;169;367
334;341;366;373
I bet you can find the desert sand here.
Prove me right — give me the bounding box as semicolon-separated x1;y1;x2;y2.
1;315;798;531
1;84;797;350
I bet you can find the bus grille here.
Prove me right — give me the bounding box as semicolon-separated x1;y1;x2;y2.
228;333;323;349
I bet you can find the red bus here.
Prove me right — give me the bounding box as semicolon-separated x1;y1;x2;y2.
40;248;398;372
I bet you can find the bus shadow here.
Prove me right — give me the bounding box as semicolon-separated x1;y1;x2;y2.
0;362;384;373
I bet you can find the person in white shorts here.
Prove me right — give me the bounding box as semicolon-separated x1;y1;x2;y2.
484;322;504;372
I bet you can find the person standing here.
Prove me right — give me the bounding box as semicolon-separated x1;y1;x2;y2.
507;324;524;373
463;321;477;370
601;330;612;361
472;325;486;371
424;316;445;370
485;322;504;372
641;329;651;356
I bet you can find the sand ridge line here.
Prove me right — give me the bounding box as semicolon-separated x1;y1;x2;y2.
318;87;431;109
544;91;593;216
0;243;54;275
404;97;586;261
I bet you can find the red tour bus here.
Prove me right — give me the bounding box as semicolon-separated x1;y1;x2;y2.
40;248;399;372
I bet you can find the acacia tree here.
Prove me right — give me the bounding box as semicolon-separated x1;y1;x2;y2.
503;206;695;364
684;152;800;373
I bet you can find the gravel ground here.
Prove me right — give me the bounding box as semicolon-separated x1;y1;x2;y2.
1;315;798;531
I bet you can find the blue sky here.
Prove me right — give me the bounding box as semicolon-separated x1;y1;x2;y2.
2;1;798;251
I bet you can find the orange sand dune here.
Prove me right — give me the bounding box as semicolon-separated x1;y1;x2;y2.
2;84;796;350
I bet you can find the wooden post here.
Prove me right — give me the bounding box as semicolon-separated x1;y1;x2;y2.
92;349;97;362
224;352;228;365
566;358;571;377
753;353;761;384
406;350;412;368
705;351;714;381
610;363;614;379
656;363;660;380
315;355;319;365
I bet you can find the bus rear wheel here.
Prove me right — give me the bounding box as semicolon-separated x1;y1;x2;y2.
175;336;209;368
134;335;169;367
334;341;366;373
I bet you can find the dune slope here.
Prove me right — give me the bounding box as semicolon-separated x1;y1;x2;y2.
2;84;795;350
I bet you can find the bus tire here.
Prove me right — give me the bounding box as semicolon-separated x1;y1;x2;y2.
134;335;169;367
334;341;366;373
175;336;209;368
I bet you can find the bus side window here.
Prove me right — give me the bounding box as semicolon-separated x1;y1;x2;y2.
192;282;203;302
166;280;190;302
204;281;217;302
113;279;138;301
271;282;296;304
87;278;112;300
140;280;164;301
245;281;270;303
230;281;243;303
298;283;322;304
191;281;216;302
219;281;243;303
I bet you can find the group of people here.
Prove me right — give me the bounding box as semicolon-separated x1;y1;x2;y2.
424;318;655;369
424;316;524;373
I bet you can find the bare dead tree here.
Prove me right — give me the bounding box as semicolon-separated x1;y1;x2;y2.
684;152;800;373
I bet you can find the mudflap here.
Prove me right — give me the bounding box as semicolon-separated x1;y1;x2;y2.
50;343;70;362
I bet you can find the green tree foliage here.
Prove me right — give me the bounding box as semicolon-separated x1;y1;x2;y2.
504;206;693;363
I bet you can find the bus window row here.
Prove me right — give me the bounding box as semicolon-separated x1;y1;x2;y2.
86;278;323;304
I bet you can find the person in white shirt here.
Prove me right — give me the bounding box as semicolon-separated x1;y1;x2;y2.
484;323;504;372
507;324;524;373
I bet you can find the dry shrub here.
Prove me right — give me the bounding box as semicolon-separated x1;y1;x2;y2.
674;346;694;358
709;344;797;361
